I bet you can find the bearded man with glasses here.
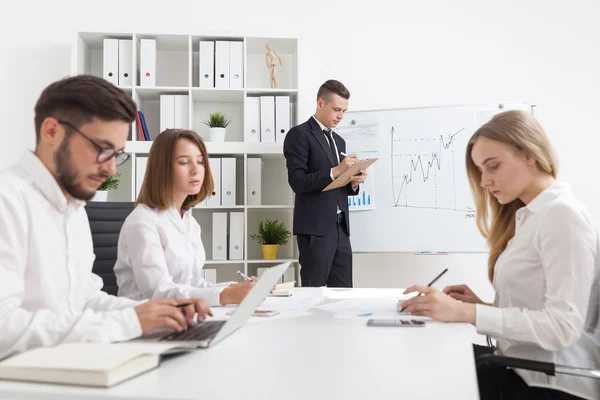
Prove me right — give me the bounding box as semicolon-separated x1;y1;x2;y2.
0;75;211;361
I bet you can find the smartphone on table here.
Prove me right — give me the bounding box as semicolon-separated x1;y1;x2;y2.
366;319;425;327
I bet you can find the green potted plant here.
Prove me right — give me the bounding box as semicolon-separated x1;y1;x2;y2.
203;111;231;142
250;218;292;260
92;173;121;202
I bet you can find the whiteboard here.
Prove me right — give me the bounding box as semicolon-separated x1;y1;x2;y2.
337;101;535;253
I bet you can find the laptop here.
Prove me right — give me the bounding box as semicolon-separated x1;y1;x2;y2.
135;262;291;349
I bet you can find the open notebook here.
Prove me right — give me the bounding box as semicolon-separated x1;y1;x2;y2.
0;341;195;387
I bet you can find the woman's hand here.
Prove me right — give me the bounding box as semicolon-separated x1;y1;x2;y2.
442;284;487;305
401;285;476;324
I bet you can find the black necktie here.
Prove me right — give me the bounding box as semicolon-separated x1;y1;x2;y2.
323;129;339;165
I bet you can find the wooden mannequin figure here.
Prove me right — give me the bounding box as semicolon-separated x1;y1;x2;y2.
265;44;283;88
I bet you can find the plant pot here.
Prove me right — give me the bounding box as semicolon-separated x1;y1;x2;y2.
208;127;226;142
91;190;108;202
261;244;279;260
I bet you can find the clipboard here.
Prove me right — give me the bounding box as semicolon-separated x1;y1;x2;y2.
322;157;378;191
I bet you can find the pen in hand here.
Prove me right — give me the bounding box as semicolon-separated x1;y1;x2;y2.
237;270;254;282
399;268;449;312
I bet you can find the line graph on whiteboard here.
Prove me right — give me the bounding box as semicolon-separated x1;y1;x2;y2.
391;126;475;216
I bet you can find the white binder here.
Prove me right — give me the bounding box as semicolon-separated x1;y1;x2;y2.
206;158;221;207
212;213;227;260
140;39;156;87
275;96;290;142
244;97;260;143
228;212;244;260
260;96;275;142
117;39;132;86
160;95;174;132
199;41;214;89
102;38;119;86
135;156;148;200
221;158;237;206
174;95;189;129
215;41;230;88
203;269;217;284
229;42;244;89
247;158;262;206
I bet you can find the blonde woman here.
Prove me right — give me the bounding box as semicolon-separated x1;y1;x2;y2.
400;111;599;400
114;129;255;306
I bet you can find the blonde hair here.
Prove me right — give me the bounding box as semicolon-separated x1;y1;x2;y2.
465;110;558;282
136;129;214;211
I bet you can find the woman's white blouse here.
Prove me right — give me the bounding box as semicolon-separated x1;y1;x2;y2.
114;204;230;306
475;183;600;399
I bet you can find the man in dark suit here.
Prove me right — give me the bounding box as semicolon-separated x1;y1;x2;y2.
283;80;367;287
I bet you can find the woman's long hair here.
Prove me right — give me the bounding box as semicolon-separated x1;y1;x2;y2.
466;110;558;282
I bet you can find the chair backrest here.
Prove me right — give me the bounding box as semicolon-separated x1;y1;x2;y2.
84;201;135;295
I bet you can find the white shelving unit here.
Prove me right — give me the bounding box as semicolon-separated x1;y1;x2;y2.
72;31;300;285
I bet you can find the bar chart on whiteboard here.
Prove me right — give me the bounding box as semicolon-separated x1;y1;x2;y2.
347;164;375;211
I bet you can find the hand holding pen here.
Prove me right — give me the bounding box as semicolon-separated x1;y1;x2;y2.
237;270;278;293
399;269;476;324
215;271;257;305
400;268;448;310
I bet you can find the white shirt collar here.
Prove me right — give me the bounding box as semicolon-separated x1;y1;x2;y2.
522;182;569;214
16;151;85;213
312;115;329;132
161;204;192;233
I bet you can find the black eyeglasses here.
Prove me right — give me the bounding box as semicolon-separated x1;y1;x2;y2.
58;120;130;167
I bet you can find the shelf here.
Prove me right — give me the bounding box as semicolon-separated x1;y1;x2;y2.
191;205;294;210
247;259;298;264
245;37;298;90
204;259;297;264
205;260;245;265
135;86;189;99
191;88;244;102
74;31;299;267
125;141;284;155
247;205;294;209
245;37;298;54
193;205;245;210
246;88;298;96
135;33;189;51
118;86;133;94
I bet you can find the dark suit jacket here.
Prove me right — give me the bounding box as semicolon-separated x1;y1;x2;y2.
283;117;359;236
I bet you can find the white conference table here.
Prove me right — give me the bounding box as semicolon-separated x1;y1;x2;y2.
0;288;480;400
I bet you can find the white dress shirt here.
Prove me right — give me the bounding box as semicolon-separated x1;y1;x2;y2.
312;116;340;181
114;204;230;306
476;182;600;399
313;116;357;213
0;152;143;361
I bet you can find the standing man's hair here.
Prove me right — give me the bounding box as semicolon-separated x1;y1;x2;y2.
317;79;350;101
34;75;137;144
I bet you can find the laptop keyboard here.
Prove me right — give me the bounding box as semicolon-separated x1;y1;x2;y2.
159;320;226;342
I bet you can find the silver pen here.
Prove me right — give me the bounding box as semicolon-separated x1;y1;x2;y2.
236;270;253;282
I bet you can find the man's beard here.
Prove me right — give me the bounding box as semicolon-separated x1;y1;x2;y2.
54;138;106;201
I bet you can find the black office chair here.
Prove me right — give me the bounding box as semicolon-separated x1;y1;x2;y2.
84;201;135;295
476;279;600;382
476;354;600;380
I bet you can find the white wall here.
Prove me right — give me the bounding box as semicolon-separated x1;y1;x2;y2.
2;0;600;303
